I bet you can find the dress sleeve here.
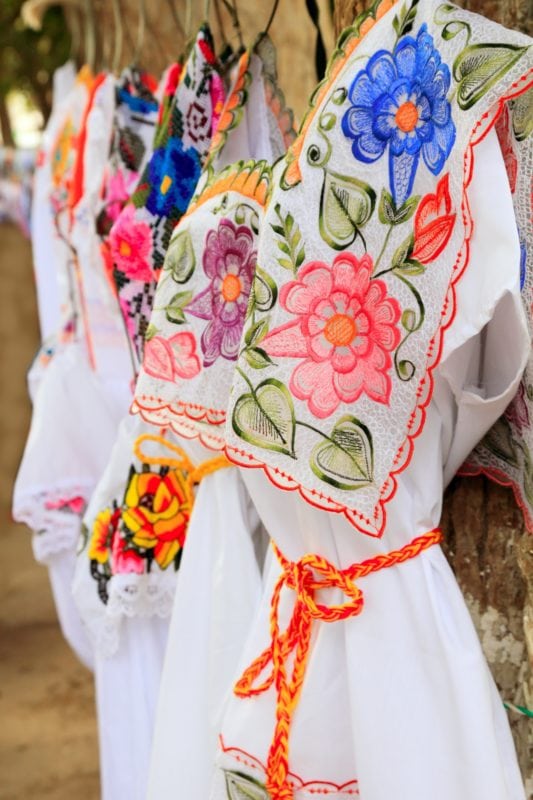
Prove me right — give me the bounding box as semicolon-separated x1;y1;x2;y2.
436;127;530;485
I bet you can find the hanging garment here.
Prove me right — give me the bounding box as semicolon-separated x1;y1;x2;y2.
207;1;532;798
31;60;76;343
13;69;116;669
71;26;225;800
73;26;225;656
127;39;296;800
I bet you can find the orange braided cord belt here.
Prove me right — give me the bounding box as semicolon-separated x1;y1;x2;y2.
133;433;232;495
234;527;443;799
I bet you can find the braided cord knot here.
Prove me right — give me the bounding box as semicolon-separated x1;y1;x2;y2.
234;527;442;799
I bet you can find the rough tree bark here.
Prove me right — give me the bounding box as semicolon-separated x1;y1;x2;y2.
332;0;533;791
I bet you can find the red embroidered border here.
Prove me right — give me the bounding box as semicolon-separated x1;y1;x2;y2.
218;736;360;796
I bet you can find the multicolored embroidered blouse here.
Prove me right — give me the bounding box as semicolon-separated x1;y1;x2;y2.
80;41;295;625
219;0;532;538
107;25;224;371
132;38;297;444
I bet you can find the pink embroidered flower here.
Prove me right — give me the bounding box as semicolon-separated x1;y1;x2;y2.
187;219;256;366
411;174;455;264
143;332;201;383
45;496;86;515
109;204;153;282
263;253;401;418
105;169;135;224
111;531;144;574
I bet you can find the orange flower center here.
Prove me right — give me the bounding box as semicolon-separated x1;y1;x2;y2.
119;239;132;257
324;313;357;347
221;274;241;302
160;175;173;195
395;101;419;133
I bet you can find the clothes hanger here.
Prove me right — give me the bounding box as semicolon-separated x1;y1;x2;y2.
131;0;146;67
220;0;244;51
111;0;123;75
82;0;97;72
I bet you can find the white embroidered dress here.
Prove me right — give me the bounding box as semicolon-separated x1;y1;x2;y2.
211;127;529;800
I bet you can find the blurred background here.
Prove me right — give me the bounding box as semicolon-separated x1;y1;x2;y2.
0;1;531;798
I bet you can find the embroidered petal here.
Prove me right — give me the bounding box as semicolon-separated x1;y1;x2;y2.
291;359;340;419
262;320;309;359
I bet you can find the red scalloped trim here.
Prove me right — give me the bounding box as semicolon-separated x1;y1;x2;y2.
224;69;533;539
218;736;359;795
132;394;226;426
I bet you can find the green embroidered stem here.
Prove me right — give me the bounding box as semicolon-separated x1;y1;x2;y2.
392;271;425;382
373;225;393;274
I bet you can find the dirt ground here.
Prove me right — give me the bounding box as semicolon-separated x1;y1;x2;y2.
0;222;99;799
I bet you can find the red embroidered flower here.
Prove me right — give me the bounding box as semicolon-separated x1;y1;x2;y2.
109;204;153;282
121;469;192;569
411;173;455;264
263;253;401;418
143;332;201;383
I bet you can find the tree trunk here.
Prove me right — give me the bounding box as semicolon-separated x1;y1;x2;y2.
0;94;15;148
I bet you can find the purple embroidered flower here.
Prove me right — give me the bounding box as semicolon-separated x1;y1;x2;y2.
186;219;256;366
342;24;455;205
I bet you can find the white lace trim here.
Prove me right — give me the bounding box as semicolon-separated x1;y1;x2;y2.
80;571;177;658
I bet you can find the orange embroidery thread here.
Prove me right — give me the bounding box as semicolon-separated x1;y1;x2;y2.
133;433;231;494
234;527;443;799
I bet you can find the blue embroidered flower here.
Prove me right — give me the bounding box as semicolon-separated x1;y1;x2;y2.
342;24;456;205
145;137;202;217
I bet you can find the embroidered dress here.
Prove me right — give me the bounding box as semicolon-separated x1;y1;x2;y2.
208;2;532;798
127;40;296;800
70;27;225;800
73;26;225;654
13;68;112;669
108;25;224;372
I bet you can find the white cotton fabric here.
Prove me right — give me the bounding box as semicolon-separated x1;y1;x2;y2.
30;64;82;343
209;131;529;799
13;76;129;670
145;468;265;800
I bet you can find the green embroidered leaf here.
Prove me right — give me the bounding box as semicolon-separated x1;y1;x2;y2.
378;189;420;226
512;86;533;141
319;111;336;131
245;318;269;347
310;416;373;490
165;229;196;283
401;309;417;331
247;266;278;318
165;290;193;324
391;233;414;268
319;170;376;250
145;323;158;341
484;417;518;466
232;378;296;457
271;204;305;273
225;771;270;800
394;258;425;276
453;44;528;110
243;347;274;369
393;0;419;39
